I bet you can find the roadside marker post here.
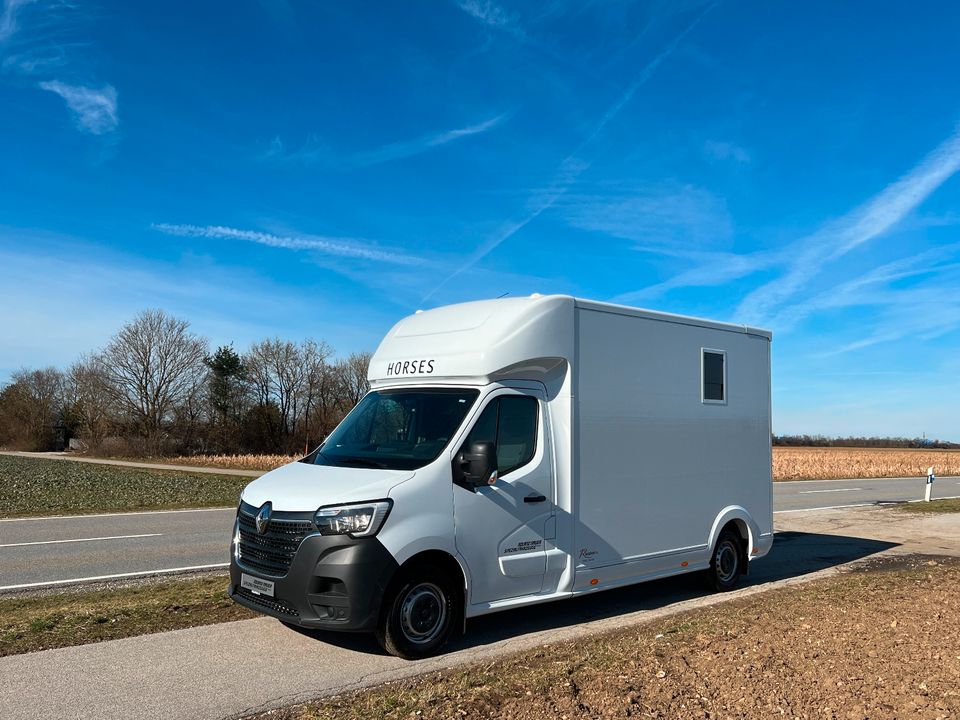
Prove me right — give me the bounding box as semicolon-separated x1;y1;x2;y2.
925;466;935;502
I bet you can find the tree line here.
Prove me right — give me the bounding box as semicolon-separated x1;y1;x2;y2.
773;434;959;449
0;309;372;456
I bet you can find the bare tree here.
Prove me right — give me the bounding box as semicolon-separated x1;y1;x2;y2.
245;338;340;453
0;306;377;457
100;309;208;454
245;339;305;452
336;351;371;410
299;339;334;452
0;383;27;448
0;367;66;450
297;351;370;447
67;356;114;450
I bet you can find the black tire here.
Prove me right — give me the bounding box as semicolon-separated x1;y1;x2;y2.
375;563;460;659
706;529;743;592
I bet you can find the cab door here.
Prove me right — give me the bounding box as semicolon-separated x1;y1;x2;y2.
452;387;554;604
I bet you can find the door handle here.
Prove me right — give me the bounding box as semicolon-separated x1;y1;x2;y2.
523;494;547;504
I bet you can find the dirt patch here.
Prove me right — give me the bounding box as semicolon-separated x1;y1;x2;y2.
258;556;960;720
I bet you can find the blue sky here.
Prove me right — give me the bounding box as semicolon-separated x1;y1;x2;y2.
2;1;960;439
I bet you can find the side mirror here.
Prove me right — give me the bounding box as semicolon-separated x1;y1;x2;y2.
458;441;498;488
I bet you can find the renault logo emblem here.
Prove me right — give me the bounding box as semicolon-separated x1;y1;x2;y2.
255;502;272;535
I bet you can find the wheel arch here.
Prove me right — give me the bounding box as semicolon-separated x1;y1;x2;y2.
394;549;467;586
384;548;470;634
707;505;759;558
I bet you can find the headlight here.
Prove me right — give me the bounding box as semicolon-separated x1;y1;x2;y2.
314;500;392;538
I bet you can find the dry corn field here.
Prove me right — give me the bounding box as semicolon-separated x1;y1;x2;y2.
773;446;960;480
168;447;960;480
166;454;295;471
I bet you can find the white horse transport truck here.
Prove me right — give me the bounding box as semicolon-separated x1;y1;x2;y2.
229;295;773;658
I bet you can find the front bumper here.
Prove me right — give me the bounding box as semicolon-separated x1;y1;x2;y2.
229;530;399;633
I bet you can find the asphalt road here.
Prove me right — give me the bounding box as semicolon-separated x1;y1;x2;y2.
0;508;234;590
2;504;958;720
773;474;958;511
1;475;956;590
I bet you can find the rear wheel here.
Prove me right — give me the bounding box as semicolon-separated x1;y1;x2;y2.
707;529;743;592
376;564;460;659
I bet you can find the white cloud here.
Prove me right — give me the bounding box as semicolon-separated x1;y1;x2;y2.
0;237;391;380
771;244;960;331
3;49;68;73
152;223;425;266
261;134;332;165
564;185;733;248
581;3;717;150
736;124;960;325
262;115;506;168
568;184;744;303
818;284;960;357
455;0;516;30
611;124;960;334
38;80;118;134
613;249;777;306
0;0;35;42
424;3;717;302
353;114;507;167
2;2;119;137
704;140;750;164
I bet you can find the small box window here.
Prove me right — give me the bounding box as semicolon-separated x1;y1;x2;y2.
702;349;726;403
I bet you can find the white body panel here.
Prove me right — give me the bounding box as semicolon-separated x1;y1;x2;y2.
242;462;413;511
243;294;772;622
571;303;773;591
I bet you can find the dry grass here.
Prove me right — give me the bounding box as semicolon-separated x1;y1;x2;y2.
895;498;960;514
84;446;960;480
773;446;960;481
175;447;960;481
162;454;296;471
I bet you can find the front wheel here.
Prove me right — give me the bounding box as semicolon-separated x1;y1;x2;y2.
376;564;460;659
706;529;743;592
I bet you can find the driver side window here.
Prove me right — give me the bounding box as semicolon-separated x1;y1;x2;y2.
463;395;538;477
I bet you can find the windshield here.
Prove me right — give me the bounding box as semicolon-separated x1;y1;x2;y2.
304;388;480;471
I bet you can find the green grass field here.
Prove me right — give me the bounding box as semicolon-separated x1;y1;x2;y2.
0;455;250;517
895;497;960;514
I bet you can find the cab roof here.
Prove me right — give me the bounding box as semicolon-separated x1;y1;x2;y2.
368;294;770;385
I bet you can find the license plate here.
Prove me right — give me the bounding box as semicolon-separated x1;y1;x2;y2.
240;573;275;597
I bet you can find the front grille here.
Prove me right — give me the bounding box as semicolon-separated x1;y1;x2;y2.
235;586;300;617
237;502;315;577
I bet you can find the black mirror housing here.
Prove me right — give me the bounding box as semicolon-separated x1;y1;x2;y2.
457;441;498;488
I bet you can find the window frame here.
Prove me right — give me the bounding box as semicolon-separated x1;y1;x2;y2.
307;387;481;470
458;393;541;479
701;348;727;405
